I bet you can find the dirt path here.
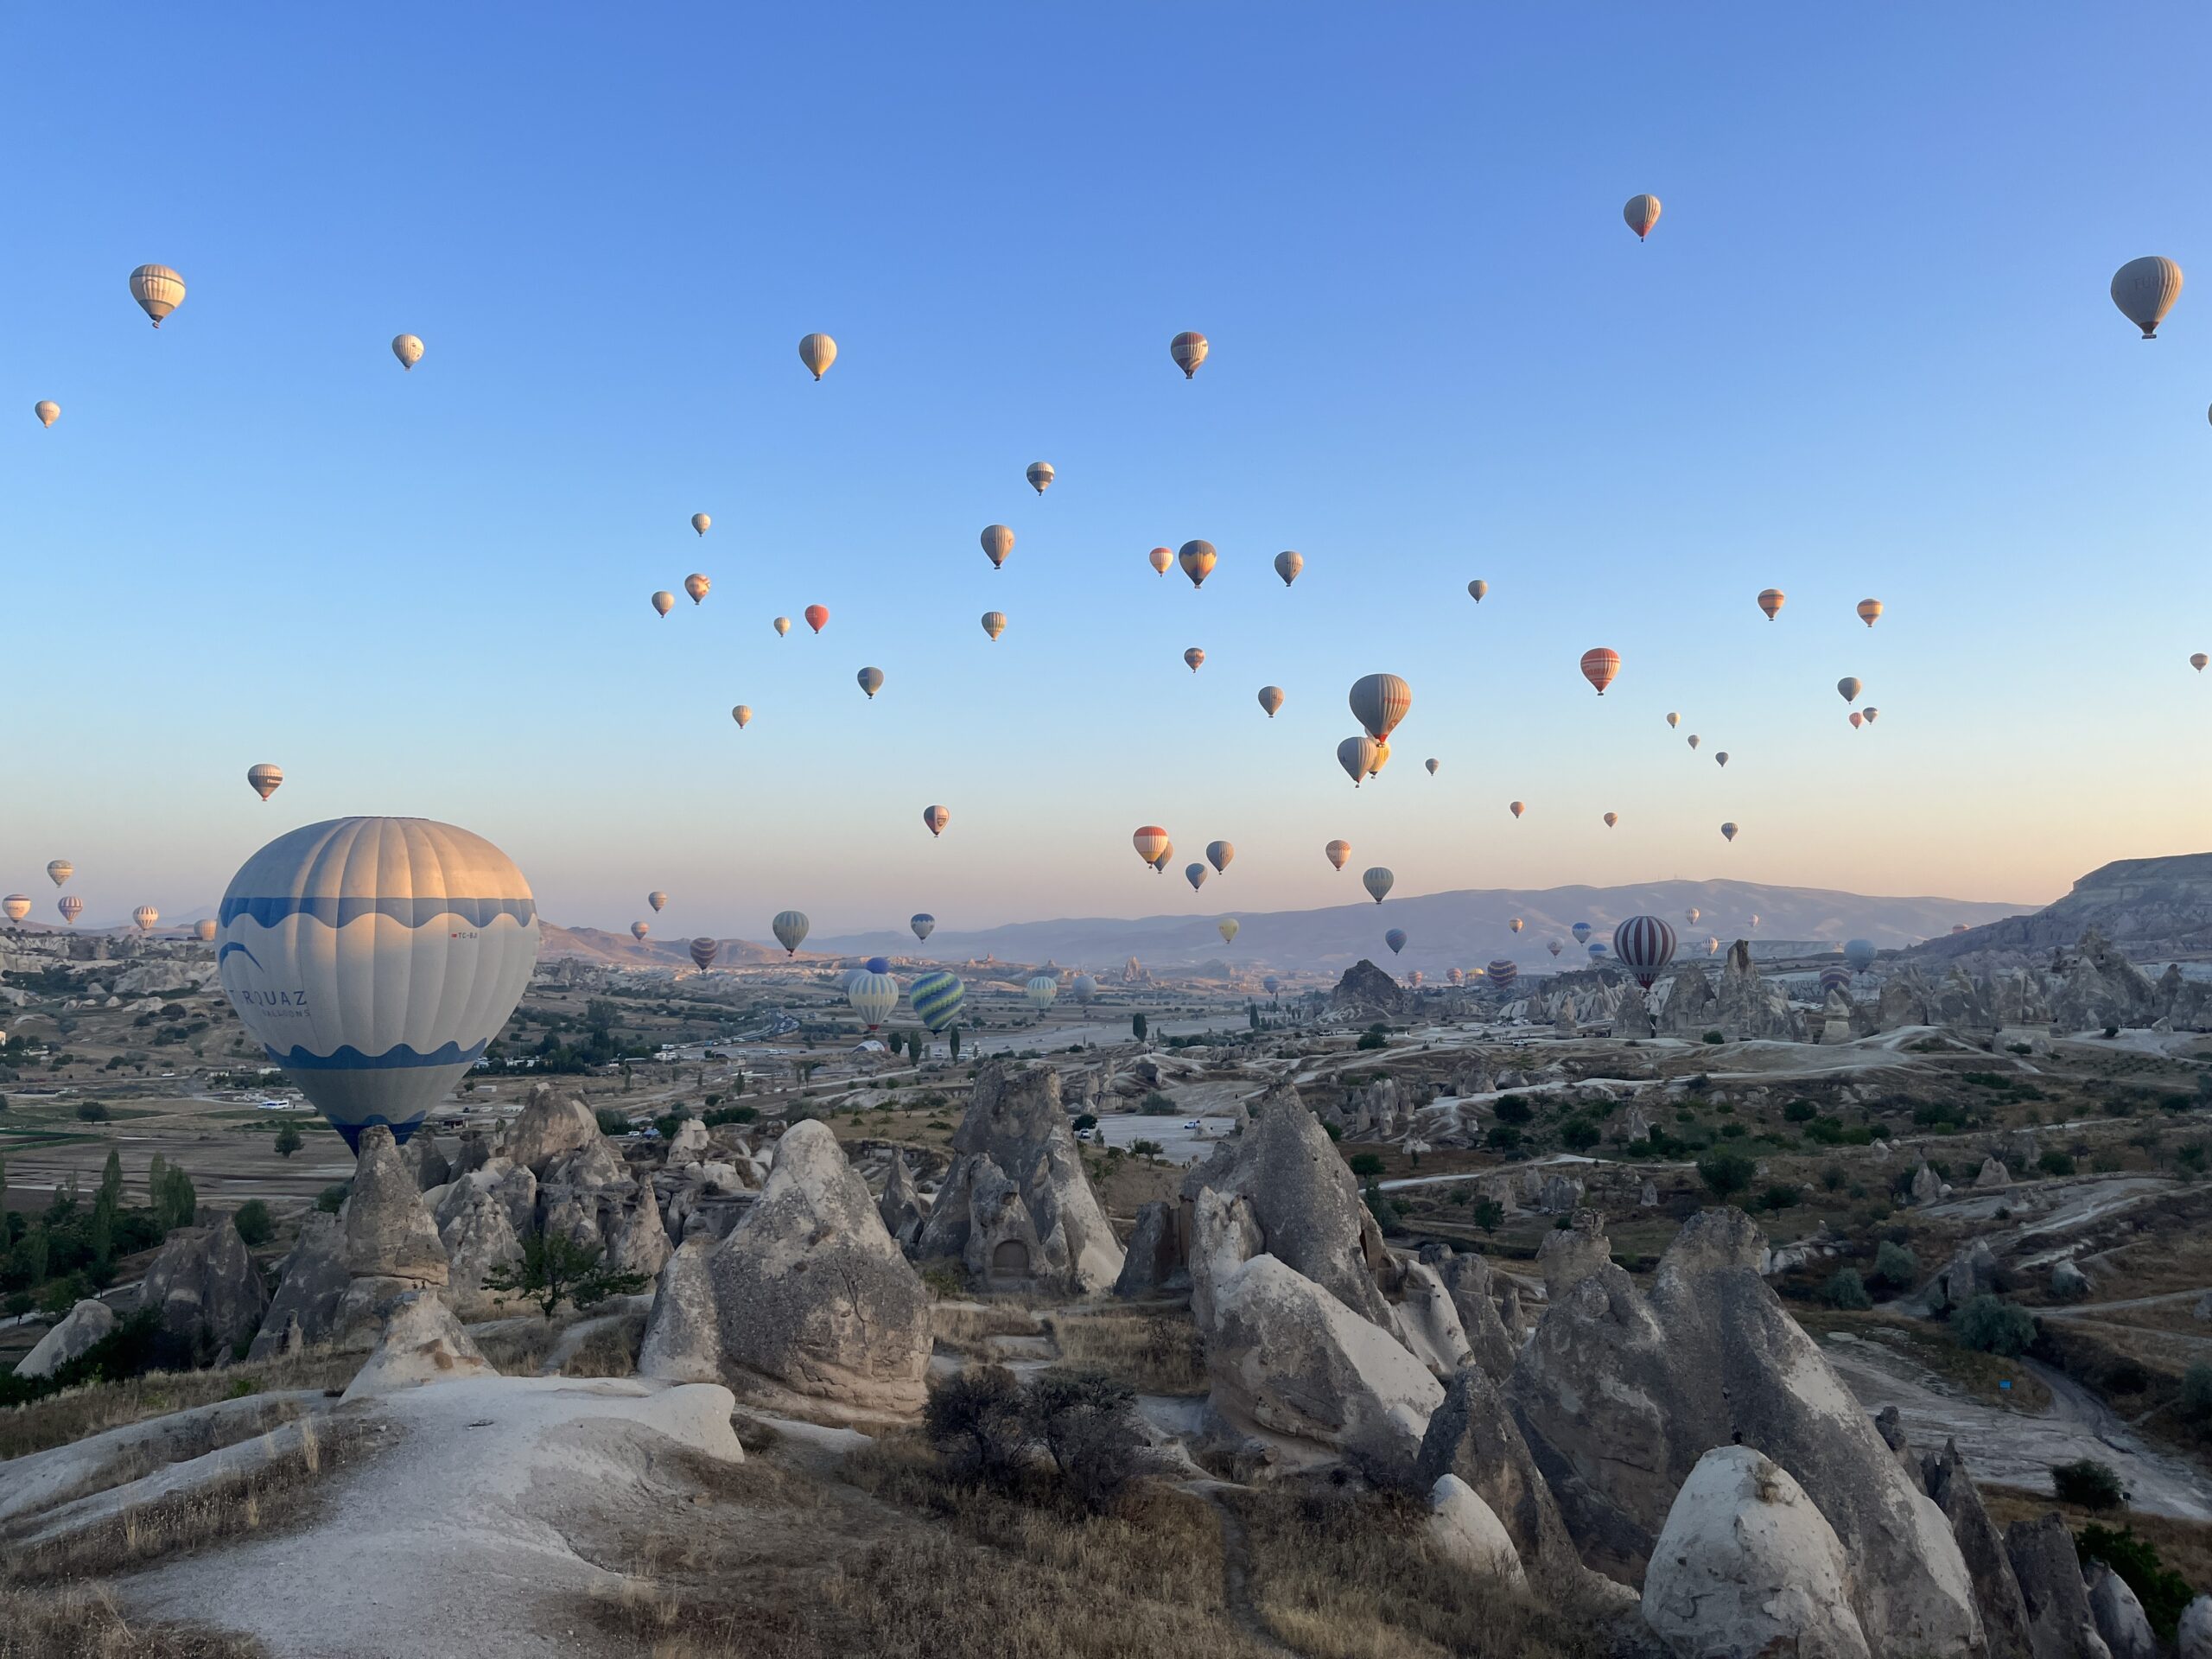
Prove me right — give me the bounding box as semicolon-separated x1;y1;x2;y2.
1192;1484;1302;1659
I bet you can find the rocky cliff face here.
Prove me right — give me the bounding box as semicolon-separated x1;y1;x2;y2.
1920;853;2212;962
1330;959;1409;1018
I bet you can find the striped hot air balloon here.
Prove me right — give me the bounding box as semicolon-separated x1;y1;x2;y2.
1611;916;1677;989
1383;928;1407;956
982;525;1014;569
922;804;950;837
1363;867;1395;904
1623;194;1662;240
1178;540;1217;588
1720;822;1739;842
1487;959;1518;988
772;910;810;955
1148;546;1173;576
911;969;965;1031
1758;588;1785;620
1325;839;1352;870
2;895;29;922
1170;331;1209;378
798;333;837;378
1349;673;1412;742
59;895;84;925
1857;598;1883;627
848;970;899;1030
247;763;284;802
214;817;538;1148
48;861;72;887
981;611;1007;641
911;913;935;941
1026;461;1054;494
1026;975;1058;1011
1571;923;1592;944
1580;648;1621;695
1133;826;1171;871
690;938;718;971
130;264;186;326
133;906;159;932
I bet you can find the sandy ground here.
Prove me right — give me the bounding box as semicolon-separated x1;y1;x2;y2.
1092;1113;1240;1165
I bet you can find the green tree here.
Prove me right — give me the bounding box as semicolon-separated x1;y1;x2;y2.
156;1165;198;1231
1954;1294;2036;1357
482;1230;650;1319
1696;1148;1757;1203
949;1027;962;1061
1348;1152;1387;1179
1872;1240;1919;1289
1131;1013;1147;1042
1823;1268;1872;1309
232;1200;275;1247
99;1149;123;1209
274;1122;304;1158
1471;1198;1503;1234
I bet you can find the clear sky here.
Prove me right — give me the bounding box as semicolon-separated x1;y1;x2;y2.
7;3;2210;939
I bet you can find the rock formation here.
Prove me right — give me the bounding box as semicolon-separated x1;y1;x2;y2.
2084;1561;2157;1659
1923;1440;2035;1659
501;1083;603;1173
2177;1595;2212;1659
1425;1474;1524;1585
639;1121;931;1416
1435;1249;1517;1381
1113;1199;1186;1296
2007;1513;2113;1659
14;1299;115;1378
877;1152;925;1245
245;1211;350;1359
914;1060;1122;1292
140;1215;270;1356
340;1291;493;1400
1330;958;1409;1019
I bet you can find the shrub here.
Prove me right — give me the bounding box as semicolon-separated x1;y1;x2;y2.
2051;1459;2126;1511
1486;1123;1522;1152
924;1364;1028;1488
1129;1138;1163;1158
1024;1367;1141;1512
315;1182;351;1214
1347;1153;1386;1179
1823;1268;1872;1309
2037;1148;2077;1178
74;1101;109;1122
1492;1096;1533;1126
1872;1240;1919;1288
1471;1198;1503;1234
1071;1112;1097;1133
1560;1118;1600;1152
273;1122;303;1158
1696;1148;1756;1203
1138;1091;1176;1116
1954;1294;2037;1357
1760;1183;1801;1210
2077;1523;2191;1639
1355;1029;1388;1051
1783;1098;1819;1122
594;1108;631;1136
231;1201;274;1247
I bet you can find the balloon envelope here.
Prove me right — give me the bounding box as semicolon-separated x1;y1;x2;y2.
1758;588;1784;620
1857;598;1884;627
1720;822;1739;842
798;333;837;378
392;334;424;370
1611;915;1677;989
1178;540;1217;588
2;895;29;922
1026;975;1058;1011
1217;918;1238;944
1509;801;1525;818
34;401;59;428
133;906;159;931
1202;841;1234;874
774;616;792;637
911;913;935;941
847;970;899;1030
690;938;718;970
631;922;650;941
59;896;83;924
130;264;185;326
685;574;710;604
1257;685;1285;717
1363;867;1394;904
911;969;965;1031
982;525;1014;569
1170;331;1208;377
649;892;668;912
1274;550;1303;586
772;911;810;954
2111;257;2183;338
1580;648;1621;695
804;605;829;633
1184;647;1205;671
1467;580;1488;602
1071;974;1098;1002
1148;546;1173;576
1624;194;1662;239
1185;863;1209;891
1132;826;1171;869
857;666;885;698
1026;461;1054;494
1572;923;1592;944
922;804;950;836
1383;928;1407;956
1844;938;1877;972
1348;673;1412;742
1487;959;1518;988
691;513;710;536
216;817;538;1148
981;611;1007;641
732;706;752;728
248;763;284;801
652;591;675;617
1325;839;1352;870
1837;677;1863;702
48;861;72;887
195;919;218;942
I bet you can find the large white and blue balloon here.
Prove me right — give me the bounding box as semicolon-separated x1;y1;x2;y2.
216;817;539;1150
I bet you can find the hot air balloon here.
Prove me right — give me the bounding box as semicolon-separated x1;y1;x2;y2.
1715;752;1730;768
1688;734;1700;750
1837;677;1862;702
690;938;718;970
1258;685;1285;717
47;861;72;887
1363;867;1395;904
1148;546;1173;576
1071;974;1098;1002
1207;841;1235;873
1325;839;1352;870
1184;648;1205;672
981;611;1007;641
1611;915;1677;989
848;970;899;1031
391;334;424;371
1510;918;1524;933
1758;588;1784;620
2111;257;2183;338
1666;712;1680;729
911;969;965;1031
1263;976;1281;995
911;914;935;942
804;604;829;633
2;895;28;922
1185;863;1209;891
133;906;159;932
1588;943;1608;960
1368;741;1391;779
1026;461;1054;494
1026;975;1058;1011
194;919;217;943
652;590;675;617
1349;673;1412;743
1705;937;1719;955
248;764;284;802
1751;914;1760;929
1509;801;1525;818
1487;959;1518;988
1150;843;1174;874
59;896;84;925
1857;598;1883;627
631;921;650;941
922;804;950;837
1178;540;1217;588
1844;938;1877;972
1819;964;1852;999
857;667;885;699
1580;648;1621;695
1849;712;1864;728
774;616;792;637
683;574;710;606
1170;331;1209;377
1408;970;1424;988
214;817;537;1147
1572;924;1592;944
1623;194;1662;240
1468;580;1488;603
732;705;752;728
798;333;837;378
130;264;186;327
34;401;59;428
691;513;710;537
772;911;810;955
1384;928;1408;956
1274;550;1303;587
982;524;1014;569
1603;811;1618;829
1720;823;1739;842
1548;939;1562;957
1133;827;1172;871
649;892;668;912
1217;918;1239;944
2194;654;2208;672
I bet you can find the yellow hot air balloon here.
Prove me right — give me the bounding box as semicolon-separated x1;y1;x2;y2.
1178;540;1217;588
857;666;885;699
130;264;185;327
1132;826;1172;870
1325;839;1351;870
1337;735;1379;785
1274;550;1303;587
391;334;424;371
1624;194;1662;240
1184;647;1205;672
1837;677;1863;702
1217;918;1238;944
798;333;837;378
247;763;284;802
691;513;711;537
732;705;752;728
981;611;1007;641
1856;598;1883;627
982;524;1014;569
1467;580;1488;602
33;401;59;428
1257;685;1285;717
684;573;710;604
1509;800;1525;818
1026;461;1054;493
1368;740;1391;778
1758;588;1785;620
922;804;950;837
773;615;791;637
652;591;675;616
1147;545;1173;576
1348;673;1412;742
1603;811;1618;828
2111;257;2183;338
1170;331;1209;378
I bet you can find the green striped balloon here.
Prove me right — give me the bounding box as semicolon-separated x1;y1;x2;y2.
910;969;965;1032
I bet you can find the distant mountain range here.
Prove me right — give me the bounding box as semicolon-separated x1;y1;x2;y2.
1910;855;2212;963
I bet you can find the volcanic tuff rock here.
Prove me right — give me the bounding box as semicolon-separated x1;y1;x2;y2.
1113;1199;1186;1296
2178;1596;2212;1659
876;1152;925;1245
1924;1440;2035;1659
345;1127;450;1287
1435;1249;1519;1382
2085;1563;2157;1659
501;1083;603;1175
2006;1513;2113;1659
1425;1475;1524;1585
14;1299;116;1379
246;1211;351;1359
1330;958;1409;1018
1641;1446;1871;1659
341;1291;493;1400
140;1217;270;1355
638;1121;931;1414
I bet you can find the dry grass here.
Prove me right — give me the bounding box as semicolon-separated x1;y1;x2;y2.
0;1583;267;1658
562;1310;647;1378
11;1397;320;1521
473;1319;561;1375
0;1351;357;1462
931;1301;1046;1357
1047;1309;1206;1395
1228;1486;1617;1659
1984;1485;2212;1591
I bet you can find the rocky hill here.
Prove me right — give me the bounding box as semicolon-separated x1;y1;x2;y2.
1910;853;2212;964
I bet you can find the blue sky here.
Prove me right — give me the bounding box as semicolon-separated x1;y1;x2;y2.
6;4;2210;938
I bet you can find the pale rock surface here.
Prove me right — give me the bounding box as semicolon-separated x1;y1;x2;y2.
1386;1255;1472;1375
1977;1156;2013;1188
140;1217;270;1353
1426;1474;1524;1586
1641;1446;1871;1659
2177;1594;2212;1659
341;1290;493;1399
1436;1249;1518;1381
1536;1209;1613;1298
345;1126;449;1287
665;1116;710;1163
14;1298;116;1378
501;1083;603;1173
2050;1258;2091;1300
2085;1563;2157;1659
435;1182;524;1298
2006;1512;2114;1659
1112;1199;1185;1296
877;1152;925;1244
246;1211;351;1359
1924;1439;2035;1659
